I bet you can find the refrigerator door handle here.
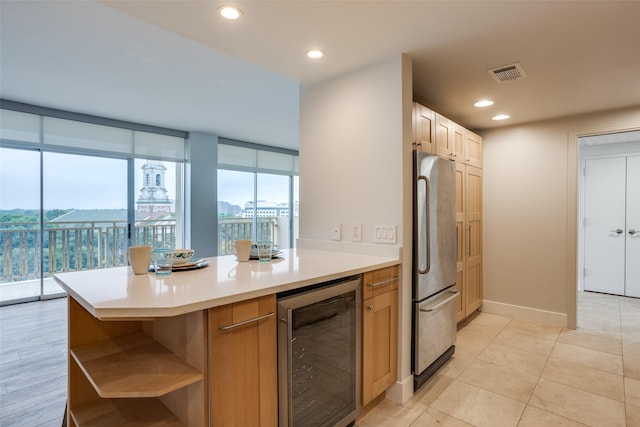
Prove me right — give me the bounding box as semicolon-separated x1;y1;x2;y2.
419;290;459;312
417;175;430;274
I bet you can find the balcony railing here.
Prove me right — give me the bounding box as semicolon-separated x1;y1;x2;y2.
0;217;278;283
217;217;277;255
0;219;176;283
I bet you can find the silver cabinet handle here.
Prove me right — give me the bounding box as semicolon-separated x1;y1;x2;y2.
611;229;624;234
367;277;399;288
630;229;637;235
218;312;274;331
419;290;460;312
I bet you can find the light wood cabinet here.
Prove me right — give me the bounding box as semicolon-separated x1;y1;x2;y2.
362;266;398;406
454;162;483;321
453;122;466;163
465;130;483;168
412;102;436;153
455;161;467;322
67;297;207;426
435;113;455;159
208;294;277;427
465;165;483;314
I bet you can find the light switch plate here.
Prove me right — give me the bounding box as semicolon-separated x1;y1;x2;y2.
350;223;362;242
374;224;396;243
331;223;341;240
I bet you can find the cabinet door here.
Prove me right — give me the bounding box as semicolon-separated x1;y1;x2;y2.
435;113;454;159
413;103;436;153
362;289;398;406
465;166;483;313
455;161;466;322
465;131;483;168
209;295;277;427
452;123;466;163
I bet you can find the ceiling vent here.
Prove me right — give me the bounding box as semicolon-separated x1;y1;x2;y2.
489;62;527;83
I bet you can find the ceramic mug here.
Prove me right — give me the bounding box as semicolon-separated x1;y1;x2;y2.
127;245;152;275
228;239;252;262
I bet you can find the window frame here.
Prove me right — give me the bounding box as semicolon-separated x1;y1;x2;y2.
217;139;299;253
0;100;188;304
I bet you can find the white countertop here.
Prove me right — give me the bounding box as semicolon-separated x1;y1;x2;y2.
54;248;400;319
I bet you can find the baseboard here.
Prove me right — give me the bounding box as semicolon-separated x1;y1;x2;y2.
481;300;568;328
384;374;414;404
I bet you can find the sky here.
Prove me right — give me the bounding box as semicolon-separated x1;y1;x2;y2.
1;148;295;211
0;148;174;210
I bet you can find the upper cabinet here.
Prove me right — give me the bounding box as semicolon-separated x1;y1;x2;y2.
412;102;483;168
412;102;436;154
452;122;466;163
465;130;483;168
435;113;455;159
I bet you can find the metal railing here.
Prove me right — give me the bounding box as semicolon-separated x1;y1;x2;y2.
0;219;176;282
217;217;277;255
0;217;278;282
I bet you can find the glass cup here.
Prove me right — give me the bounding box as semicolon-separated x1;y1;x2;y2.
256;241;273;262
153;248;174;276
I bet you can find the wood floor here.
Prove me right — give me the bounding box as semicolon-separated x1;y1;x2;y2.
0;297;67;427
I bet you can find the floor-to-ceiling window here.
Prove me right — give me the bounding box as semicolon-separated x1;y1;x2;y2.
0;103;187;305
217;140;298;255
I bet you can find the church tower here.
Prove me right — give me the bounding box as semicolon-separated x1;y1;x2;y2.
136;161;172;220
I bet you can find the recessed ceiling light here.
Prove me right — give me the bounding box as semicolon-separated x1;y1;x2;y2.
474;100;494;108
218;5;242;20
306;49;325;59
492;114;510;121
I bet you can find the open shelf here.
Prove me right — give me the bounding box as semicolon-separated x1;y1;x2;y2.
70;398;184;427
70;331;202;398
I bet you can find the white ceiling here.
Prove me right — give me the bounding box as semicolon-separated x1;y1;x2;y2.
2;1;640;151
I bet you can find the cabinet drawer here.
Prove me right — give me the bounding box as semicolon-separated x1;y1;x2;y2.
362;265;399;299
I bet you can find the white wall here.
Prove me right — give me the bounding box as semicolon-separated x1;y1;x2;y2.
299;58;405;242
298;54;415;402
482;106;640;325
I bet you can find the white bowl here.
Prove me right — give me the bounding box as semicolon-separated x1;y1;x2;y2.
173;249;194;265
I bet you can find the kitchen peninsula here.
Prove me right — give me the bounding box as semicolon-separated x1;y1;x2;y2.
55;247;400;426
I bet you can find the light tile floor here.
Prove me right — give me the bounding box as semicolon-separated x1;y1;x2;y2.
357;291;640;427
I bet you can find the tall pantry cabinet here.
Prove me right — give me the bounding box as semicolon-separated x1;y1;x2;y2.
412;102;483;323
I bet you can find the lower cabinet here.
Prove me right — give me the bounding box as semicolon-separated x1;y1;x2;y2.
455;161;483;322
208;294;278;427
361;266;399;406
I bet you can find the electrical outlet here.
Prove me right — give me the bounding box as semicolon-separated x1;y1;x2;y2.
331;223;341;240
350;224;362;242
374;224;396;243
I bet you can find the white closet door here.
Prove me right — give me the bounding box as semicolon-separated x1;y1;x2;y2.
626;156;640;297
584;157;626;295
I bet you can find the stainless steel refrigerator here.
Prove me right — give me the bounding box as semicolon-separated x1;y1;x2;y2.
412;151;459;390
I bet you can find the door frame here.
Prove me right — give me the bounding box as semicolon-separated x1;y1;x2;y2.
567;125;640;329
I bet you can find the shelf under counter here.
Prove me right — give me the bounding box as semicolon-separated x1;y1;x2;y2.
67;297;207;427
70;398;184;427
70;331;203;398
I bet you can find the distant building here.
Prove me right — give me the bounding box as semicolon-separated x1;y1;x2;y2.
136;161;173;220
49;209;127;226
241;200;289;218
